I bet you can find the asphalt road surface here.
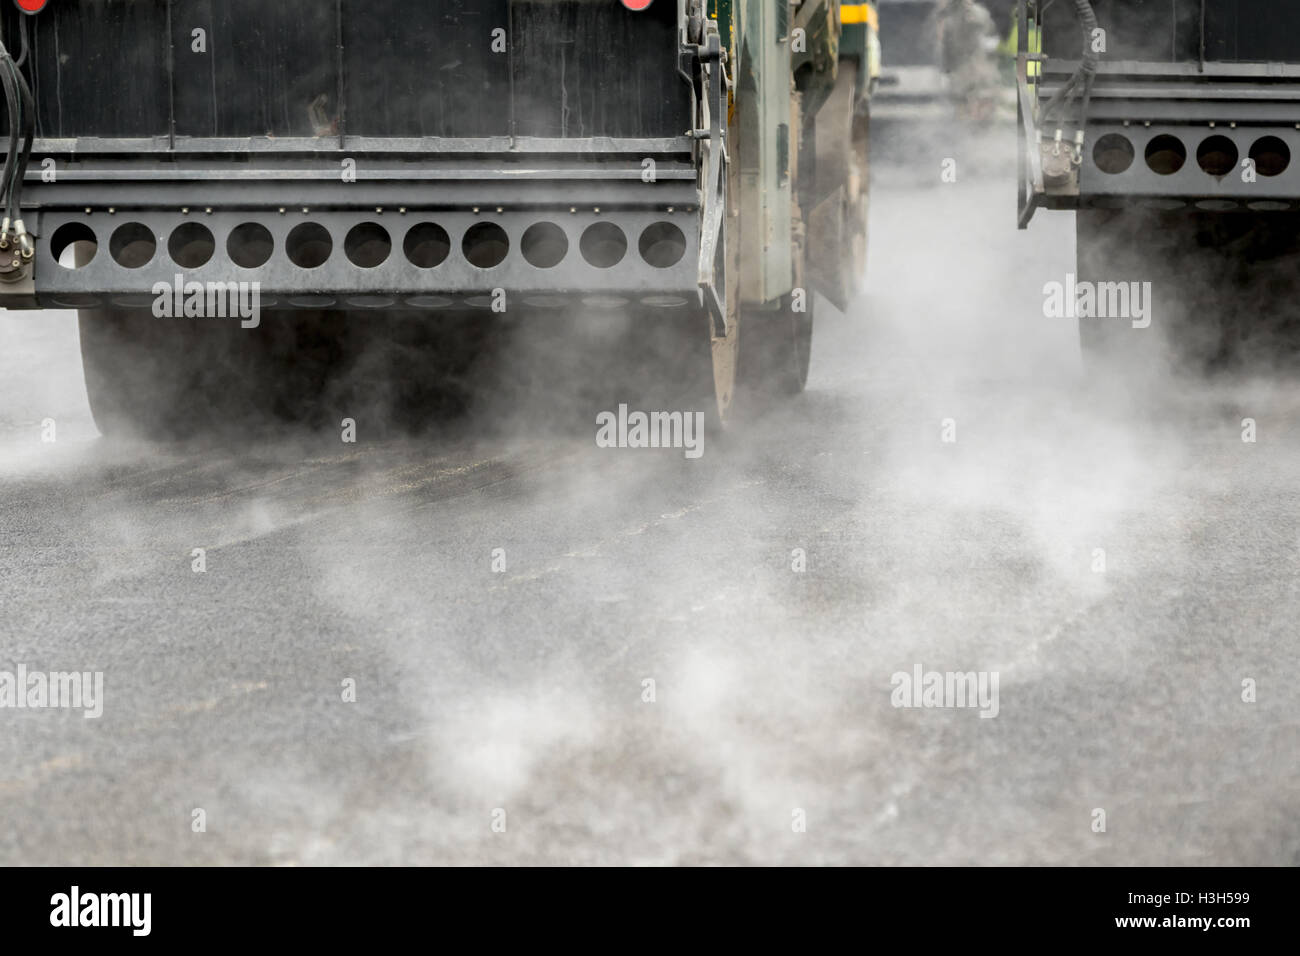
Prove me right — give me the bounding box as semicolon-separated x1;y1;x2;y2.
2;135;1297;865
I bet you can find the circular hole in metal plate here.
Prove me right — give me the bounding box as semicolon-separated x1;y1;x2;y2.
1194;199;1239;211
521;222;569;269
169;221;216;268
1093;133;1135;174
1248;201;1292;212
227;222;274;269
109;222;157;269
1144;135;1187;176
462;222;509;269
286;223;333;269
404;223;450;269
1249;136;1291;177
638;222;688;267
51;222;98;269
579;223;627;268
1195;135;1239;178
288;295;337;308
345;222;392;268
51;295;102;308
464;294;496;309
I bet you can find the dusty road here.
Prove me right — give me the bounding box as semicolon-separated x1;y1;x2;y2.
1;145;1297;865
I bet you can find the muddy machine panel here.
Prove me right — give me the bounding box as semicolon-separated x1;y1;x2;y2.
1016;0;1300;225
0;0;702;308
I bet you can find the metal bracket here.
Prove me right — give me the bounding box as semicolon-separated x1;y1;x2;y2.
691;24;730;336
1017;1;1046;229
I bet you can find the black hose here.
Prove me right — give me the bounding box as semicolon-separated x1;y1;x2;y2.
1074;0;1098;125
9;56;35;224
1041;73;1079;124
0;22;36;226
1040;0;1099;127
0;46;20;225
14;14;27;69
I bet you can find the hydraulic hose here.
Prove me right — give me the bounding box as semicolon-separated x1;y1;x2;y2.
14;13;27;69
8;56;35;225
0;44;20;235
1041;0;1099;127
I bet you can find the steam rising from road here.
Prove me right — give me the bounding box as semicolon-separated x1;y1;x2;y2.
1;125;1298;864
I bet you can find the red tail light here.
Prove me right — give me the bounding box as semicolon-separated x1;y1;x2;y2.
621;0;653;10
14;0;49;14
